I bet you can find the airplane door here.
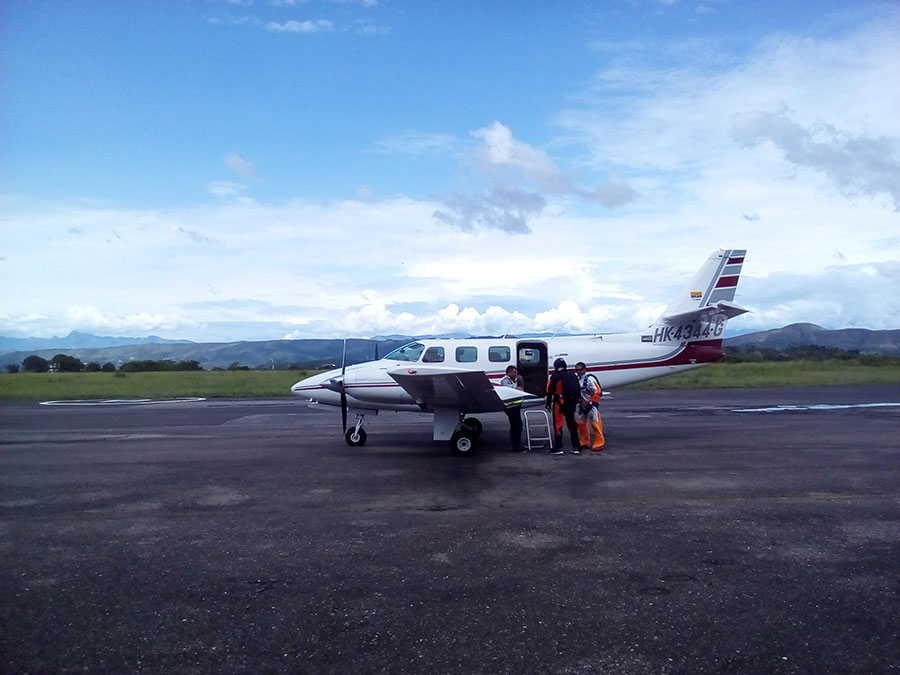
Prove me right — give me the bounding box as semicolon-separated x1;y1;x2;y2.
516;341;549;397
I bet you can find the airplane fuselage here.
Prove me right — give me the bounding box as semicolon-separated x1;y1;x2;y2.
291;333;724;413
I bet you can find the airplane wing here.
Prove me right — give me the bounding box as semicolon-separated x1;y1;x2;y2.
388;366;537;413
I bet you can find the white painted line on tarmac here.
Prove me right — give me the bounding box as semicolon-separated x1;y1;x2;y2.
39;397;207;406
732;402;900;413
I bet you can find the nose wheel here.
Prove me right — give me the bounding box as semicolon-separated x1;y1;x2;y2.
345;427;367;447
344;414;368;447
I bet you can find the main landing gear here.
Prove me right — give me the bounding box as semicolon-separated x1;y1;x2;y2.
451;416;483;455
342;411;484;455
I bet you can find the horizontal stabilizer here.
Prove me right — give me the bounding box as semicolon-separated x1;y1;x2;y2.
662;300;750;325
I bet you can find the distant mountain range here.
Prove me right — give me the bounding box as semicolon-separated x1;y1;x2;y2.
0;331;192;352
1;323;898;371
0;336;408;371
723;323;900;355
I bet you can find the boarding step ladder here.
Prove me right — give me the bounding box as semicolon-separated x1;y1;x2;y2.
524;409;554;450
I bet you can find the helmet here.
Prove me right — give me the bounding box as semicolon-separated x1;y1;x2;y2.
553;358;567;371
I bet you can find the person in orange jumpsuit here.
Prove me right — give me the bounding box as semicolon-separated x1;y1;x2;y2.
545;358;581;454
547;375;564;441
574;361;605;451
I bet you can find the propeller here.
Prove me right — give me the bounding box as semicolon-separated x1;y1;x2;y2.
340;339;348;433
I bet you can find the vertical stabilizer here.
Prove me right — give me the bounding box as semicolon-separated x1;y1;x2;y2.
645;249;748;345
655;249;746;321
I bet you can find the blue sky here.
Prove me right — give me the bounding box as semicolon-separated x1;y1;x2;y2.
2;0;899;342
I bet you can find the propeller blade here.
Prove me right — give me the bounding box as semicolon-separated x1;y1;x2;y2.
340;339;348;432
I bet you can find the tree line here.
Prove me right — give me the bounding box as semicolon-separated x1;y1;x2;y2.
11;354;204;374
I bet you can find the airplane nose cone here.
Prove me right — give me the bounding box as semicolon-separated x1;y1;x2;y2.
291;368;342;397
291;372;322;396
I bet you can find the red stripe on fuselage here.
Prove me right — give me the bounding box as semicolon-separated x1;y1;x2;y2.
588;340;724;372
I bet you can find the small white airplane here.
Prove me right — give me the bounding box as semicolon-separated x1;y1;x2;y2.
292;249;748;454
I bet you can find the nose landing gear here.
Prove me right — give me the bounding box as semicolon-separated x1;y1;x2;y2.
344;414;368;447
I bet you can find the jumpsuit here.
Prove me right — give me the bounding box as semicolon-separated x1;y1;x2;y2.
575;372;605;450
546;370;581;451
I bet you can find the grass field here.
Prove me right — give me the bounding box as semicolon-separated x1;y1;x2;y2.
0;370;314;401
1;361;898;401
628;359;900;389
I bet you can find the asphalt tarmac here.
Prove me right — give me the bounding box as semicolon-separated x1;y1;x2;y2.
2;386;899;674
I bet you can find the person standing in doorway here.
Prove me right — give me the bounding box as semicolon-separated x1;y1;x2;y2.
500;365;526;452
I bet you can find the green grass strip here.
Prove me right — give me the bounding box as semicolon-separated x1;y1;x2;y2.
0;370;316;401
1;360;899;401
628;360;900;389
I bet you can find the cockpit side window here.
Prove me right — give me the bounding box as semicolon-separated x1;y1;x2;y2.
383;342;426;362
422;346;445;363
455;346;477;363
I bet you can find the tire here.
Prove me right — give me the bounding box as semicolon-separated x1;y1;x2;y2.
451;430;476;455
460;417;483;436
345;427;367;447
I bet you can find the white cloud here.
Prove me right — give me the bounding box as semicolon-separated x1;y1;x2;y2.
738;261;900;331
265;19;333;33
330;0;378;7
472;121;568;192
432;188;545;234
62;306;176;336
565;13;900;203
225;153;258;178
208;180;248;198
370;131;459;157
732;109;900;209
432;122;638;234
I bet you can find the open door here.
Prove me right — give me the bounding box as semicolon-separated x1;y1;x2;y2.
516;341;549;397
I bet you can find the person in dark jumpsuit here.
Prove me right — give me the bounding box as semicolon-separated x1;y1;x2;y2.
546;358;581;454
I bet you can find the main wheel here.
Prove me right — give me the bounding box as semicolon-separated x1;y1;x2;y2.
345;427;367;447
460;417;483;437
451;430;476;455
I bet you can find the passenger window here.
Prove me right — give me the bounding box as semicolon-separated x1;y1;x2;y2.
422;346;445;363
488;346;510;362
455;346;478;363
518;348;541;364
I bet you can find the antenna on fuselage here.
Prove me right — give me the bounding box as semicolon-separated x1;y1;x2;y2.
549;318;572;339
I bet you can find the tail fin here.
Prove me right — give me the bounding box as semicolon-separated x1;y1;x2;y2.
647;249;748;343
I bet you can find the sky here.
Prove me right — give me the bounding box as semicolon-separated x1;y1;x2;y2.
2;0;899;343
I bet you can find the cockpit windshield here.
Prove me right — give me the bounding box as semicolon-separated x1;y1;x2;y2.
383;342;426;362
